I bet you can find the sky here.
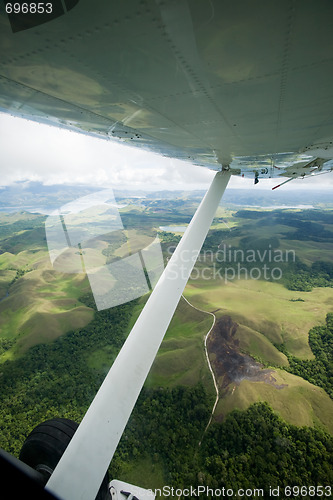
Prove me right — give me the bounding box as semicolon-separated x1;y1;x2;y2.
0;112;333;192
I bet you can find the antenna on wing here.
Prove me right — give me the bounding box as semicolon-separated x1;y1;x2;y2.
272;177;295;190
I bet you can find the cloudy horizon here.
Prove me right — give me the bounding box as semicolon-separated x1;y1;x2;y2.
1;112;333;192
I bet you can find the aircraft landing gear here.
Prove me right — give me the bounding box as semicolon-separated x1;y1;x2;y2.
19;418;110;499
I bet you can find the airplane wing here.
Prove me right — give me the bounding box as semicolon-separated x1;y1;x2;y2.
1;0;333;180
1;2;333;500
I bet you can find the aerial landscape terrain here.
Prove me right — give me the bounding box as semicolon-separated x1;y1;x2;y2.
0;183;332;498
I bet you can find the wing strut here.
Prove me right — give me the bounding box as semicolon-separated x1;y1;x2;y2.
46;170;231;500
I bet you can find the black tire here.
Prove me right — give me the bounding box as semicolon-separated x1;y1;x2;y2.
19;418;109;499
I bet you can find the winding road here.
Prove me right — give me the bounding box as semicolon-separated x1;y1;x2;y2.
181;294;219;442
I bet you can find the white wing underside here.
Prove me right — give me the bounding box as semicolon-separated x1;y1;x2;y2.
1;0;333;179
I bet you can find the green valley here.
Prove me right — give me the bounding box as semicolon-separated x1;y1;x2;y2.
0;197;332;496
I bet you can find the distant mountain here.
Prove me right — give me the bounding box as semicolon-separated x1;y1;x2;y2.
219;188;333;207
0;181;332;213
0;182;97;213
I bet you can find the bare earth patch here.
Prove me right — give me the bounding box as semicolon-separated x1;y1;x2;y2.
207;315;288;396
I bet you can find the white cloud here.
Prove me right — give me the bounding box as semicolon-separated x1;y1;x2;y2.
0;113;214;190
0;112;332;191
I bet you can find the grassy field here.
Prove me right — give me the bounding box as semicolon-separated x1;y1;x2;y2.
1;207;332;436
0;247;94;359
216;369;333;434
279;238;333;265
182;278;333;434
207;208;333;266
126;295;215;395
114;229;155;258
130;273;333;435
184;278;333;359
235;323;288;367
